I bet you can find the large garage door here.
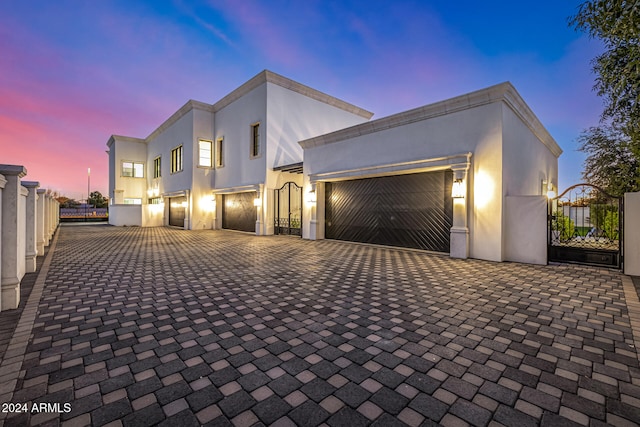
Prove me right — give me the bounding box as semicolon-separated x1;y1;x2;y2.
169;196;186;228
222;192;256;232
325;171;453;252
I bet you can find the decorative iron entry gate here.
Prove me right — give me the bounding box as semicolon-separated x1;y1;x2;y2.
274;182;302;236
548;184;623;268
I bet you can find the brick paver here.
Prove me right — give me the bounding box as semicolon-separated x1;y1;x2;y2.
1;224;639;426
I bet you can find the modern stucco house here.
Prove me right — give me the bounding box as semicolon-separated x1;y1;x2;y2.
108;70;561;264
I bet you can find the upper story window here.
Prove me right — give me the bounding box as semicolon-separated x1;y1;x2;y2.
215;137;224;168
171;145;183;174
250;123;260;158
122;161;144;178
198;140;212;168
153;156;161;178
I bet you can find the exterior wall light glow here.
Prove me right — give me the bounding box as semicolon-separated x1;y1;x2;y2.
307;189;316;204
253;197;262;207
451;179;465;198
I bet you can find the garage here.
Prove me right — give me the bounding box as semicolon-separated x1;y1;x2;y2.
222;192;256;232
324;171;453;252
169;196;186;227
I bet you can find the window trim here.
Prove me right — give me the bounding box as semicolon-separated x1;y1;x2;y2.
121;161;144;178
153;156;161;178
215;137;224;168
250;122;261;159
171;145;183;174
198;139;213;168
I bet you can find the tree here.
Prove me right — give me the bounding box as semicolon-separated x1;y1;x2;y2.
570;1;640;194
57;196;80;208
578;125;640;195
88;191;108;208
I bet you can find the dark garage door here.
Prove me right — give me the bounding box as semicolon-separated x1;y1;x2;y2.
169;196;186;228
325;171;453;252
222;192;256;232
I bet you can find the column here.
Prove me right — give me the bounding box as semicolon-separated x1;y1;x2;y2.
0;164;28;310
22;181;40;273
0;174;5;312
450;166;469;259
37;189;46;253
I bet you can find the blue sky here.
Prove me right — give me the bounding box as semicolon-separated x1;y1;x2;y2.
0;0;603;199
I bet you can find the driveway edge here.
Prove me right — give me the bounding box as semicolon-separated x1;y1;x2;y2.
621;274;640;362
0;227;60;423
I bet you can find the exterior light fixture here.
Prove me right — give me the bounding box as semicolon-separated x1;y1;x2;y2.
307;189;317;204
451;179;465;198
543;179;556;199
253;197;261;207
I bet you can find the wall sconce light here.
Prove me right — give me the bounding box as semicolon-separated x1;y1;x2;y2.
253;197;262;207
451;179;465;198
307;189;317;204
542;179;556;199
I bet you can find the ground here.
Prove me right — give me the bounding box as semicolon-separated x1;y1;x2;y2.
0;225;639;426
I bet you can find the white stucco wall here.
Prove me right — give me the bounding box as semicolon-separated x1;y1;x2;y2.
504;196;548;264
191;108;216;230
624;192;640;276
501;104;559;198
214;84;267;190
109;138;147;204
109;205;142;227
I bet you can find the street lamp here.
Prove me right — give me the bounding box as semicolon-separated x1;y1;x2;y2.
86;167;90;222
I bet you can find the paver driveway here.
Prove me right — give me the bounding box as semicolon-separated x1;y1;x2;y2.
1;224;639;426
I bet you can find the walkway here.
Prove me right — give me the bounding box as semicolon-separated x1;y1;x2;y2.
1;225;639;426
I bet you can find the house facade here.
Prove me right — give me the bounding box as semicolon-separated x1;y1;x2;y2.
108;72;561;264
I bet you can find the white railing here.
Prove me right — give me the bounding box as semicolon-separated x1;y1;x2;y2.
0;164;60;312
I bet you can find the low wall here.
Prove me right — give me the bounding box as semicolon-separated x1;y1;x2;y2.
624;192;640;276
109;204;164;227
504;195;547;265
109;205;142;227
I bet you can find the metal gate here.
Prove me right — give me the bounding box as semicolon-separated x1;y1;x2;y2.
274;182;302;236
548;183;623;268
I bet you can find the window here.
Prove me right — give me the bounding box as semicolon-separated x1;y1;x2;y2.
250;123;260;158
171;145;183;173
153;156;161;178
198;140;212;168
122;161;144;178
123;198;142;205
149;197;162;205
215;137;224;168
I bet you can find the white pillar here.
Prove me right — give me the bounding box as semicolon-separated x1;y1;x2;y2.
0;164;28;310
0;174;5;312
22;181;40;273
450;166;469;259
36;189;46;253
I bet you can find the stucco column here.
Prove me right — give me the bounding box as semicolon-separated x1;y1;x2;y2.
22;181;40;273
255;184;264;236
450;166;469;259
43;192;51;246
0;164;28;310
37;189;46;253
0;174;5;312
307;182;319;240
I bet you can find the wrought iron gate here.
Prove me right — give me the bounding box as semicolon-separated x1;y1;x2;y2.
548;184;623;268
274;182;302;236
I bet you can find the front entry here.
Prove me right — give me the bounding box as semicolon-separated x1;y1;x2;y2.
169;196;186;227
274;182;302;236
548;184;623;268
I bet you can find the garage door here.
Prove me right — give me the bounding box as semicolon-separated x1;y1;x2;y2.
169;196;186;228
222;192;256;232
325;171;453;252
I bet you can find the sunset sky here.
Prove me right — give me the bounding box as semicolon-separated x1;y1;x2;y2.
1;1;602;201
